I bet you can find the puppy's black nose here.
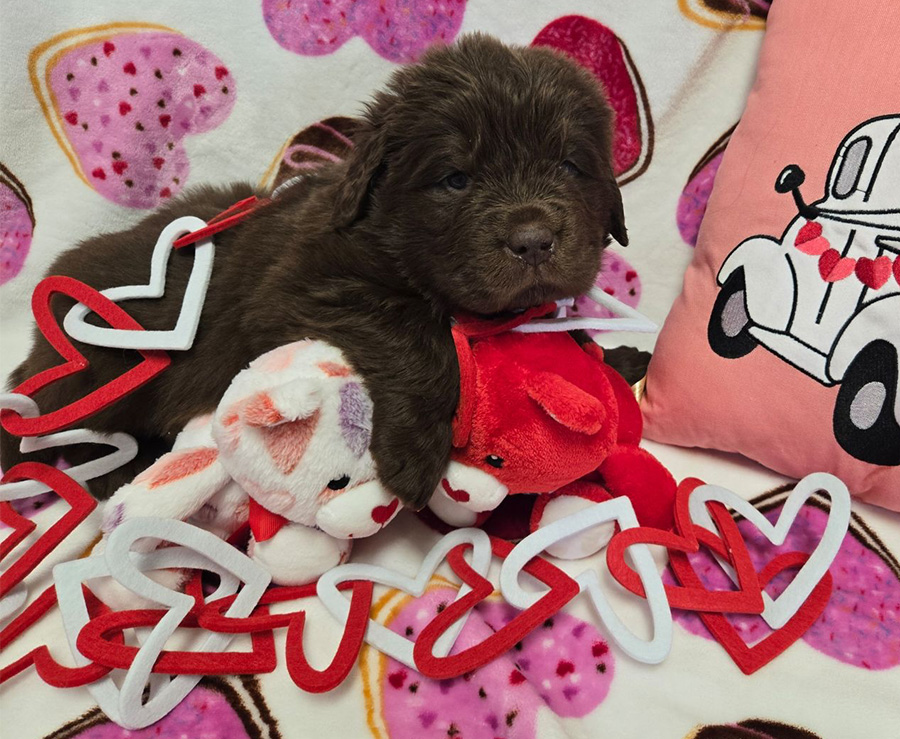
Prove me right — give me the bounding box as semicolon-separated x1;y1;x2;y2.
506;224;555;267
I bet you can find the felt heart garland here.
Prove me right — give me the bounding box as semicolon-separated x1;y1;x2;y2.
196;580;372;693
1;586;118;688
689;472;849;630
674;551;833;674
63;216;214;351
413;537;580;679
317;528;494;671
0;276;170;437
0;463;97;597
606;479;765;614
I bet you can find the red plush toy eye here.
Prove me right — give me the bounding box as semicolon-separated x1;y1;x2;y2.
485;455;505;469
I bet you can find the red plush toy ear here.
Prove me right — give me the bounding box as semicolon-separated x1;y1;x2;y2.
451;326;477;448
525;371;607;435
582;342;643;446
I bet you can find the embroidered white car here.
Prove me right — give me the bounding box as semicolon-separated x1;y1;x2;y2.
709;115;900;466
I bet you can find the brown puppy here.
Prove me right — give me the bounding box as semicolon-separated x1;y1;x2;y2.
2;34;626;508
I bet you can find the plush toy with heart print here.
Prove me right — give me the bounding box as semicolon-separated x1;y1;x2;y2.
426;310;677;558
94;339;402;600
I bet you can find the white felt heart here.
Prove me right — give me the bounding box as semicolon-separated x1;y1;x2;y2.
316;528;492;670
500;496;673;664
0;429;137;503
53;518;269;729
689;472;851;630
63;216;213;351
512;286;658;334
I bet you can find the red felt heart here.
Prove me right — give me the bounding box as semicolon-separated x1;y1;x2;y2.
0;464;96;598
198;580;372;693
606;479;765;614
855;256;893;290
893;255;900;285
441;478;470;503
76;578;371;693
817;249;856;282
0;585;56;652
412;537;580;680
681;551;833;675
76;606;276;675
1;586;116;688
0;276;170;437
372;498;400;525
0;501;37;559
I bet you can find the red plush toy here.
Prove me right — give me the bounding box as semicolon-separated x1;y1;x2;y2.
425;306;676;558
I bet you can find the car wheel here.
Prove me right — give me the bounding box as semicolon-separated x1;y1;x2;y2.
708;270;757;359
834;340;900;466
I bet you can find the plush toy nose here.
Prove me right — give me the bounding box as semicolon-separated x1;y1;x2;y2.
506;224;555;266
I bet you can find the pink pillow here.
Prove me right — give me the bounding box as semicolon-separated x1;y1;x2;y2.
642;0;900;511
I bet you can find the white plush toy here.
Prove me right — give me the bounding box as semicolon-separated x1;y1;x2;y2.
96;340;402;591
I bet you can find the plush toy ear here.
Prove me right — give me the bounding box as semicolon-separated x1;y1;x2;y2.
242;383;323;428
525;371;607;435
451;325;477;447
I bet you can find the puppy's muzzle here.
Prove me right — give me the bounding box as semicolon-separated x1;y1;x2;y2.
506;223;556;267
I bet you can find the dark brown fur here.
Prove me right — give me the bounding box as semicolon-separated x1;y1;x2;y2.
2;35;627;508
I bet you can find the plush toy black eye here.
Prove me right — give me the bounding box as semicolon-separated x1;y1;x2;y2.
327;475;351;490
443;171;469;190
560;160;581;176
485;455;505;469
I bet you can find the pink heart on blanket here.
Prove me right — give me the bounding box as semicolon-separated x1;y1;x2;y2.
31;25;236;208
46;684;261;738
669;501;900;670
533;15;653;184
677;127;733;247
261;0;467;63
570;251;642;334
369;587;614;738
0;164;34;284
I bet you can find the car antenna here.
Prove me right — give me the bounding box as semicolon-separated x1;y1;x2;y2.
775;165;820;220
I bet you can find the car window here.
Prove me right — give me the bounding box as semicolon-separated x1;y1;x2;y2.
833;137;871;198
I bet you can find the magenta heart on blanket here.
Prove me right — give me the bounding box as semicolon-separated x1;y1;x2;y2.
668;502;900;670
370;586;613;737
47;685;257;738
570;251;642;334
261;0;467;63
31;25;235;209
533;15;653;184
677;127;733;247
0;164;34;284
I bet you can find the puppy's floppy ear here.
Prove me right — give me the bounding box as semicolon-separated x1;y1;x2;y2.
607;177;628;247
332;121;388;227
